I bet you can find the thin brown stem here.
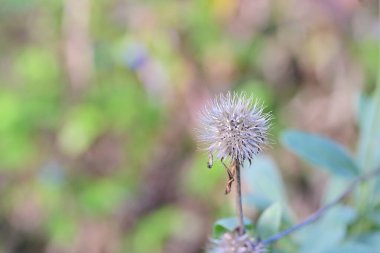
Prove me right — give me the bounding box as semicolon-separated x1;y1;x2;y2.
235;161;245;235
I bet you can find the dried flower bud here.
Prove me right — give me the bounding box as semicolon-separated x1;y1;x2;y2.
209;232;266;253
197;92;271;166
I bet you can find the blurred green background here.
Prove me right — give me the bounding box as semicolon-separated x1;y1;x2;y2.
0;0;378;252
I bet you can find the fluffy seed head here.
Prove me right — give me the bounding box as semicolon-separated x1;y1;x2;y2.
209;232;266;253
197;92;271;165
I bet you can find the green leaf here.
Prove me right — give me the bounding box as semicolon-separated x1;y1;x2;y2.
357;94;372;131
369;211;380;226
354;232;380;252
356;87;380;210
323;177;350;204
281;130;359;178
257;203;282;239
213;217;253;238
294;205;356;253
325;243;375;253
357;94;380;171
243;155;293;221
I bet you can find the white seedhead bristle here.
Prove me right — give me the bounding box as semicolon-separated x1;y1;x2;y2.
197;91;271;166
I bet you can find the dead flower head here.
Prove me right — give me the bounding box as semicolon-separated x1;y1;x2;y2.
197;92;271;166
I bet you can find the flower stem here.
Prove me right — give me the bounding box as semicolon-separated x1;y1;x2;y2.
235;161;245;235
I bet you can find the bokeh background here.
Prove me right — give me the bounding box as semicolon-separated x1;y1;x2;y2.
0;0;378;252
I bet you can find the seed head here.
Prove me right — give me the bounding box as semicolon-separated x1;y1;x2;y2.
197;92;271;166
209;232;267;253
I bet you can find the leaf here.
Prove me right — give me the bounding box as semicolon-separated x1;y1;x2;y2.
257;203;282;240
356;94;380;171
325;243;375;253
243;155;291;216
354;232;380;252
357;94;372;131
294;205;357;253
323;177;350;204
369;211;380;226
281;130;359;179
355;90;380;210
213;217;253;238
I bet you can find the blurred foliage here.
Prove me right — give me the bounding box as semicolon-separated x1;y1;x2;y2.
0;0;378;252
